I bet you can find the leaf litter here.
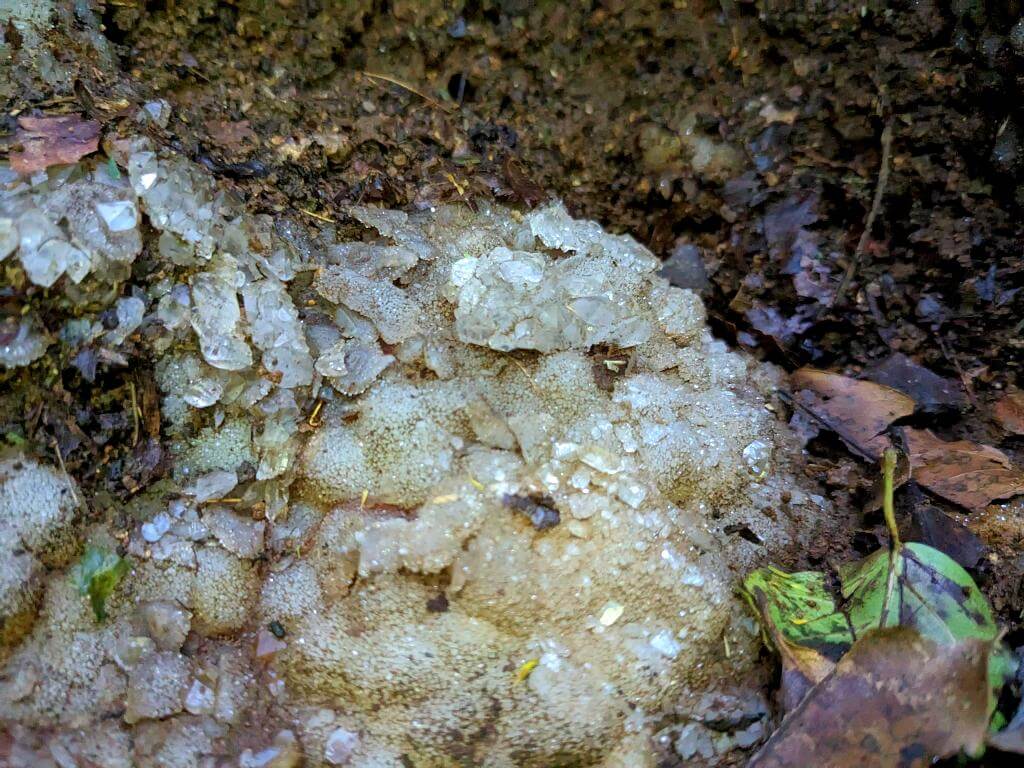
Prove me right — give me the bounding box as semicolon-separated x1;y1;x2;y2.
743;449;1019;765
904;427;1024;513
10;114;101;173
748;627;992;768
993;391;1024;436
789;368;915;459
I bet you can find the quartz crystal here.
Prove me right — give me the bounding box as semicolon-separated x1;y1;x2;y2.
0;217;17;260
241;278;313;388
449;242;657;352
0;316;49;368
314;338;394;395
95;200;139;232
189;258;253;371
0;142;815;768
105;296;146;346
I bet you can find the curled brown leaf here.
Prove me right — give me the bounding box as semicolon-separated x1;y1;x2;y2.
905;427;1024;513
790;368;915;459
10;115;101;174
750;628;991;768
993;391;1024;436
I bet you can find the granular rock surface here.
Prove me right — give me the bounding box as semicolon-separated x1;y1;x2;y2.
0;136;824;766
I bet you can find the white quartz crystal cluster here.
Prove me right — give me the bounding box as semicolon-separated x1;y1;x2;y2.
0;133;814;767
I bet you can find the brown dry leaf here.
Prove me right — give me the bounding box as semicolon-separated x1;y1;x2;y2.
10;115;101;173
905;427;1024;512
774;627;837;713
790;368;915;459
750;627;991;768
205;119;258;152
993;391;1024;436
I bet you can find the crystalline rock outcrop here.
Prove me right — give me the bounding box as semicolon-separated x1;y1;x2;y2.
0;135;820;767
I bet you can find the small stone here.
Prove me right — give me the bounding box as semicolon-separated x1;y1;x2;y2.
190;259;253;371
324;727;360;765
0;217;17;260
137;100;171;127
95;200;139;233
742;439;771;481
139;600;191;651
255;629;288;659
184;679;215;714
578;444;622;475
205;507;265;558
734;720;765;749
105;296;146;346
566;520;589;538
674;722;715;760
156;284;191;330
141;512;171;542
242;278;314;388
124;651;190;723
239;730;301;768
185;469;237;502
22;238;74;287
616;482;647;509
315;339;394;396
113;635;156;672
659;242;710;293
182;363;227;408
598;601;624;627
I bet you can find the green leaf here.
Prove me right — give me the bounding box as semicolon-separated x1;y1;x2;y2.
741;567;852;661
840;543;999;643
743;448;1018;719
70;546;129;621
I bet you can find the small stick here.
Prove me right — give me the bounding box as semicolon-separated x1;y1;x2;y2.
360;71;452;112
128;380;140;446
833;120;894;307
52;438;82;510
299;208;335;224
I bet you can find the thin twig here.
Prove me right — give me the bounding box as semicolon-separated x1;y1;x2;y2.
360;71;453;112
128;380;140;447
833;119;894;307
936;334;979;408
52;438;82;510
299;208;336;224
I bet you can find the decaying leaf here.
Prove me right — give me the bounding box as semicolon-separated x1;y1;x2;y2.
790;368;915;459
993;391;1024;436
905;427;1024;512
749;627;992;768
205;118;258;152
743;450;1016;722
863;352;965;415
10;115;101;174
907;502;985;570
741;568;849;710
